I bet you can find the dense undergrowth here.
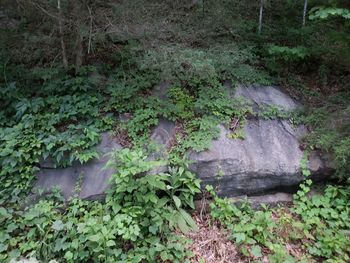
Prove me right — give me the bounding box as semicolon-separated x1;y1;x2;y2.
207;156;350;262
0;149;200;262
0;0;350;262
0;43;274;262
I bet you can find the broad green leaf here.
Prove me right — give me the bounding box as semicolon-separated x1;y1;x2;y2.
233;232;246;243
177;215;190;234
179;208;197;231
106;240;116;247
64;251;73;260
173;196;181;209
52;220;65;231
251;245;262;258
88;234;100;242
149;225;158;234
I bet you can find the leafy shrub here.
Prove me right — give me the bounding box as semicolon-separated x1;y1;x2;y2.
143;45;272;86
0;149;201;262
206;185;299;261
257;104;291;120
0;70;110;202
105;56;256;152
293;176;350;261
194;84;235;122
207;179;350;262
265;45;309;74
268;46;309;62
206;153;350;262
166;86;195;120
299;101;350;180
195;85;252;122
182;116;221;152
126;107;160;145
105;69;159;113
309;7;350;20
308;130;350;178
208;45;272;85
143;47;217;87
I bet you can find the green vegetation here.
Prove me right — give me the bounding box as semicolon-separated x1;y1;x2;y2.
0;149;200;262
206;157;350;262
0;68;107;201
0;0;349;262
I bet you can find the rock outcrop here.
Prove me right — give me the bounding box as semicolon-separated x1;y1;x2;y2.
188;85;329;196
35;132;121;200
35;119;176;200
34;85;331;200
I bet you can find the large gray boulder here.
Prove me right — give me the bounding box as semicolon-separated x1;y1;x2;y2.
34;85;331;200
34;118;176;200
35;132;121;200
189;85;330;197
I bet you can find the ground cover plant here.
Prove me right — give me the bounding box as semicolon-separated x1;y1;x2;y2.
0;0;349;262
203;154;350;262
0;149;201;262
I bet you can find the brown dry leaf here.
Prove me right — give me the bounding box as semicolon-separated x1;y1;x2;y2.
186;214;246;263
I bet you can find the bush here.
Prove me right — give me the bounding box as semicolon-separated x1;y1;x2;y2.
0;149;201;262
265;45;309;74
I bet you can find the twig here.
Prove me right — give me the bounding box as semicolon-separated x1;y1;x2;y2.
200;195;207;221
50;52;61;68
31;2;60;21
230;118;240;132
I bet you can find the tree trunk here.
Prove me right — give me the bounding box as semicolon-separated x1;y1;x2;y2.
303;0;308;26
258;0;264;34
57;0;68;69
75;31;83;72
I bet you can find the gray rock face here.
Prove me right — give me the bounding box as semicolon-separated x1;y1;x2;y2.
148;118;176;174
239;192;294;209
235;85;299;111
151;118;176;151
33;85;331;200
189;85;329;197
35;132;121;200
